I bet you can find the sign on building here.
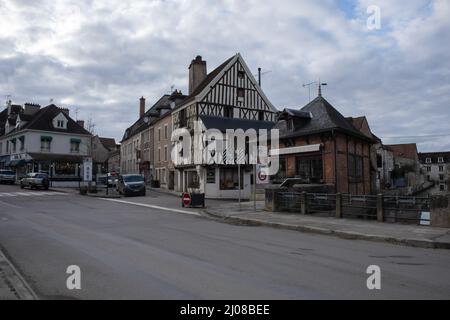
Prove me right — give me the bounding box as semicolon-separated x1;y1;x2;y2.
83;157;93;182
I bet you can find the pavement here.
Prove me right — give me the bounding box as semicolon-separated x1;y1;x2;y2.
204;201;450;249
1;183;450;299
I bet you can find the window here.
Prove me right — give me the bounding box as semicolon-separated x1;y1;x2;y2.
296;156;323;183
158;128;161;141
439;174;444;181
426;158;432;164
40;137;52;152
179;109;187;127
164;146;168;161
158;148;161;162
258;111;265;121
237;88;245;100
224;106;234;118
56;120;65;128
287;120;294;132
237;70;245;79
272;158;287;183
377;154;382;168
19;137;25;151
440;184;445;191
439;166;444;172
438;157;444;163
348;154;363;182
164;125;168;139
206;168;216;184
70;139;81;153
220;168;243;190
426;166;432;172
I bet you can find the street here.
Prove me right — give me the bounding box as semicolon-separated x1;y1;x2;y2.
0;183;449;300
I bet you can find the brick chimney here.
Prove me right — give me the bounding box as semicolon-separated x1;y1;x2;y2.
24;103;41;116
77;120;85;128
140;97;145;118
189;56;207;95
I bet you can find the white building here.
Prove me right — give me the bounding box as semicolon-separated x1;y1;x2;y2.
171;54;278;199
0;102;91;184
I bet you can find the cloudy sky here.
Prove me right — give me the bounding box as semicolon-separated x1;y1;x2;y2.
1;0;449;151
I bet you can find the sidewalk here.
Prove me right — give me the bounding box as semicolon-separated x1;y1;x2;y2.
0;249;37;300
204;201;450;249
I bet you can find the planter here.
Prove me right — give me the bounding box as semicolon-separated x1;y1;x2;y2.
150;180;160;188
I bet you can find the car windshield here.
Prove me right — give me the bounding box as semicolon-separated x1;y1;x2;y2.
123;175;144;183
0;171;15;175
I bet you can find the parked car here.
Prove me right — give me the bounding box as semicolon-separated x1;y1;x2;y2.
116;174;146;196
20;172;50;190
0;170;16;184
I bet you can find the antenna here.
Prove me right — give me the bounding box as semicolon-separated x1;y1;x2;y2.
302;82;317;102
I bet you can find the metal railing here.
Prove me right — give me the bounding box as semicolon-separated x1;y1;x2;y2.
274;191;431;225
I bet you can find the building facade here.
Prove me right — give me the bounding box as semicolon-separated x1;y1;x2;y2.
419;152;450;194
271;91;375;195
171;54;278;199
0;102;91;184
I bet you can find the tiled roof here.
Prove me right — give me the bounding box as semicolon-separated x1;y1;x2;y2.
279;96;374;142
386;144;418;160
99;137;117;150
4;104;90;136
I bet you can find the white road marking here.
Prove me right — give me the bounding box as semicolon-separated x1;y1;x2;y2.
0;191;67;198
100;198;201;216
0;199;23;209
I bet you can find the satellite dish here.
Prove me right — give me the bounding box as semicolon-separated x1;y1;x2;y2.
144;117;149;124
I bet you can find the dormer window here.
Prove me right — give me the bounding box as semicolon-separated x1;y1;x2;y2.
438;157;444;163
53;113;68;129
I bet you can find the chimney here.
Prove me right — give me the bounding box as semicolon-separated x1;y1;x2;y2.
24;103;41;116
189;56;207;95
77;120;85;128
140;97;145;118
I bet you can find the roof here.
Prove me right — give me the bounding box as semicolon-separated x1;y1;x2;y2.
99;137;117;150
175;56;235;108
281;109;312;119
386;144;418;160
2;104;90;137
122;92;187;142
199;115;275;132
278;96;374;142
418;151;450;163
346;116;381;142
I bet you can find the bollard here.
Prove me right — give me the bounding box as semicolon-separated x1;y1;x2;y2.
300;192;308;215
336;193;343;218
377;194;384;222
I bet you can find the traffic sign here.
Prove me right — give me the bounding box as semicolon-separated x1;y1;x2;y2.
182;193;192;207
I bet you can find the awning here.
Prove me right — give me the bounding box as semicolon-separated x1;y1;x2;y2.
41;136;53;141
270;144;322;156
10;160;27;167
70;138;82;143
28;153;84;163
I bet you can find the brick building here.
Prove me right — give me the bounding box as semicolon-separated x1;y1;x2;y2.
271;88;375;195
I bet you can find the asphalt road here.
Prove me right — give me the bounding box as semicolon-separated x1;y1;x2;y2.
0;184;449;299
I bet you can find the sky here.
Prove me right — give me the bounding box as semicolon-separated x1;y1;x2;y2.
0;0;449;151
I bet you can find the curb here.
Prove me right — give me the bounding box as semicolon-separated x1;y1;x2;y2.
0;249;38;300
204;209;450;250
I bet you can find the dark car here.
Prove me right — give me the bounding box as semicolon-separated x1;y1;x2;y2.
0;170;16;184
116;174;146;196
20;173;50;190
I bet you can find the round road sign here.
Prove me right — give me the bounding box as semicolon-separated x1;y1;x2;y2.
182;193;191;207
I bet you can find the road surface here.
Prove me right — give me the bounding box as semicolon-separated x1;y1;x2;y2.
0;184;449;299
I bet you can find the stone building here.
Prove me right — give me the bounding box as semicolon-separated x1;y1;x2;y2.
419;151;450;194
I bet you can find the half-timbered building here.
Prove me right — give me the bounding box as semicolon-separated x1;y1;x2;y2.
172;54;278;199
